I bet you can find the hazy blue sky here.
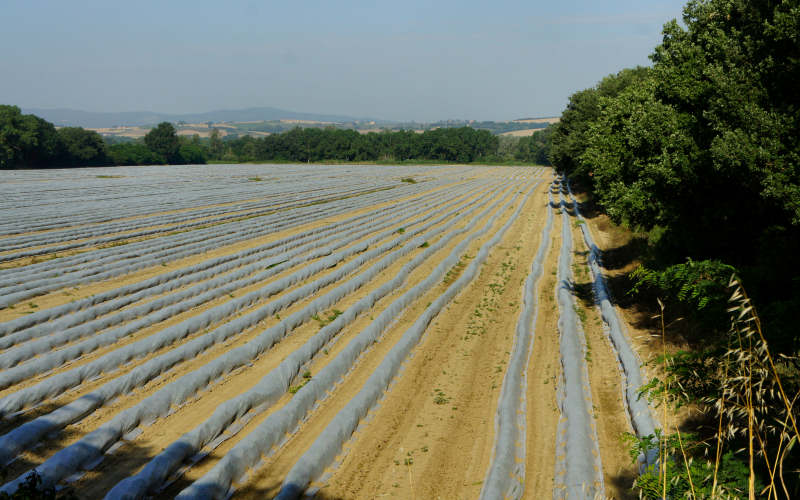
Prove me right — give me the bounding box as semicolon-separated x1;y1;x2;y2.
2;0;687;121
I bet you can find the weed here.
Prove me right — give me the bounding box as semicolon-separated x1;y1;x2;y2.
396;227;405;234
289;378;310;394
401;177;417;184
573;305;587;324
419;241;429;248
326;309;343;322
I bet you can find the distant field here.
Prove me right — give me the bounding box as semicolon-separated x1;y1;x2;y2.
500;128;547;137
512;117;560;124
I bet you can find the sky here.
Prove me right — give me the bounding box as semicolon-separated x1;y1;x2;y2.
1;0;688;122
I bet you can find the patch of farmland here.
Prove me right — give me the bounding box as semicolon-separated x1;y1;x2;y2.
0;164;655;499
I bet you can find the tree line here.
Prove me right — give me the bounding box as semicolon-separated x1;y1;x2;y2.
1;104;553;169
213;126;500;163
0;106;206;169
549;1;799;495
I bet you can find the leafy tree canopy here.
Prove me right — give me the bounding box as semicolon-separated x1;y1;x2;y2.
143;122;180;163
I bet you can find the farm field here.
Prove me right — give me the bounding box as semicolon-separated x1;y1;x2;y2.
0;164;656;499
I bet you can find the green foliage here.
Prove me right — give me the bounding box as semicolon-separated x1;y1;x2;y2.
107;142;164;166
143;122;180;163
630;259;736;328
514;125;554;165
177;142;207;165
549;67;651;185
552;0;800;351
56;127;109;166
0;105;62;168
208;128;224;159
623;432;752;499
0;107;208;168
216;126;500;164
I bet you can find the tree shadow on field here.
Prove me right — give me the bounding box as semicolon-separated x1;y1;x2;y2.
607;470;639;500
0;434;155;500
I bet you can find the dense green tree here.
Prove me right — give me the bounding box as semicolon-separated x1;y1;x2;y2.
554;0;800;350
107;142;164;165
515;125;554;165
217;126;499;164
143;122;180;163
56;127;110;166
208;128;224;160
0;105;62;168
550;67;650;185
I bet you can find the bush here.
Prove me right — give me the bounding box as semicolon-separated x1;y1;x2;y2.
630;258;736;331
107;143;165;166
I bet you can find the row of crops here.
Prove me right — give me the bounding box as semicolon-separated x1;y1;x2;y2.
0;164;654;499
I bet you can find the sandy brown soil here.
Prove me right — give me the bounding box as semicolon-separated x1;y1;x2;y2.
309;180;552;500
523;200;562;498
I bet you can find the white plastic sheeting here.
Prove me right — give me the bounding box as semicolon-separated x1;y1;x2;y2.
104;180;515;500
552;178;604;499
564;180;658;469
479;179;554;499
0;180;508;493
0;180;457;337
267;181;538;500
0;182;479;369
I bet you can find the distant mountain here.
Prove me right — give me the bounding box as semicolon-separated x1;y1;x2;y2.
22;107;367;128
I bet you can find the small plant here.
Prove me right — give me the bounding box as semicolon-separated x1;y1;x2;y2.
573;305;586;324
419;241;429;248
248;177;263;181
433;389;450;405
401;177;417;183
289;377;310;394
396;227;405;234
326;309;343;322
